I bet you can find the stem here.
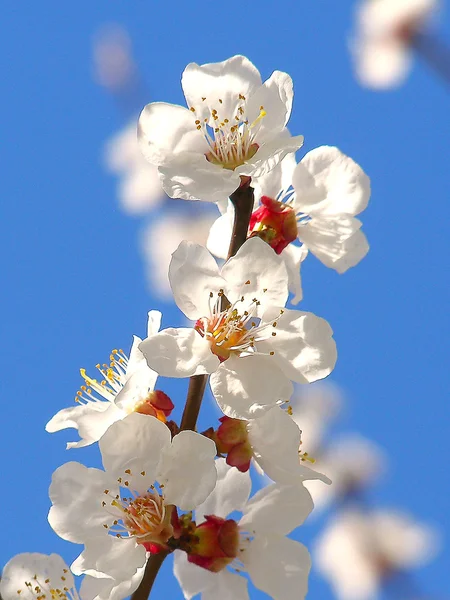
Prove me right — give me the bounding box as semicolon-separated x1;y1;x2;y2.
413;31;450;86
133;181;255;600
227;182;255;259
130;550;168;600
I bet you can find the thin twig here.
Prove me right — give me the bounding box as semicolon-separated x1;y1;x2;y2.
130;551;168;600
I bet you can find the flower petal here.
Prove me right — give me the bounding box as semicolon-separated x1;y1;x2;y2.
210;356;293;419
48;462;118;543
247;407;329;485
169;241;225;320
0;553;75;600
244;534;311;600
281;243;307;305
207;210;233;261
252;152;297;201
158;431;218;510
292;146;371;217
195;458;252;521
72;535;146;582
182;55;262;125
246;71;294;143
300;218;369;273
99;413;171;490
240;482;314;536
258;307;337;383
220;237;289;316
138;102;208;165
140;328;220;378
45;402;124;449
159;154;241;203
241;132;304;179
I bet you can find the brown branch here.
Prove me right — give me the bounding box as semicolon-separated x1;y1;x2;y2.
132;180;255;600
130;550;168;600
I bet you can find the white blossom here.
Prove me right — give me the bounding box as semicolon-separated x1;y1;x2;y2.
315;508;440;600
140;237;337;418
48;413;217;593
0;553;80;600
304;434;386;511
46;312;163;448
351;0;438;89
208;147;370;303
138;55;304;203
174;459;313;600
105;121;163;214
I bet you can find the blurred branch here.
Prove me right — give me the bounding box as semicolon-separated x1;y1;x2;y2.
413;31;450;86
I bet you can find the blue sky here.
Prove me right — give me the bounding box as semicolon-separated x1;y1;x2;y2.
1;1;449;599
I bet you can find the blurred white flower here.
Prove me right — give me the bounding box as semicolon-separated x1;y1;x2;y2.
92;24;136;91
352;0;438;89
105;121;164;214
288;382;343;455
304;434;386;510
315;508;440;600
140;211;216;298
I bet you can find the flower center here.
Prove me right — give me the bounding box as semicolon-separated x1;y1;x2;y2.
102;476;173;550
190;95;266;171
16;571;79;600
194;289;283;361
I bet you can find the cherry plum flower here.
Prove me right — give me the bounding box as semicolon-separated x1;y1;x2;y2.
139;237;337;419
208;147;370;304
210;406;330;486
174;459;313;600
315;508;440;600
351;0;439;89
48;413;217;594
105;121;164;214
138;55;304;203
45;312;173;448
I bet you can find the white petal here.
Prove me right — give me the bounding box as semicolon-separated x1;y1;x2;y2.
353;37;410;89
173;551;217;600
242;132;304;179
202;570;249;600
258;307;337;383
72;535;146;582
292;146;371;217
159;156;241;203
244;534;311;600
138;102;208;165
182;56;262;125
48;462;118;542
147;310;162;337
140;328;220;378
281;244;307;305
240;482;313;536
169;240;225;319
158;431;217;510
220;237;289;316
99;413;171;490
0;553;75;600
252;152;297;201
246;71;294;143
247;407;329;485
207;210;233;261
210;356;293;419
80;575;147;600
299;216;369;272
46;402;124;449
195;458;252;521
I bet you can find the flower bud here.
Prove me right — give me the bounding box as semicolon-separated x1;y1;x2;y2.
187;515;240;572
249;195;298;254
134;390;174;421
217;416;252;472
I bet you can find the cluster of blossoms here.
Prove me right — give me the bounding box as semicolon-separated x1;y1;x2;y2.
1;56;374;600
